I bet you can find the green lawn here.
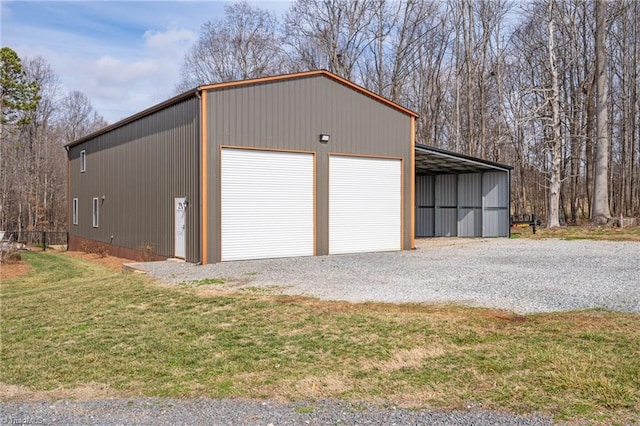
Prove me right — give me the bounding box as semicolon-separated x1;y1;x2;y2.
1;252;639;424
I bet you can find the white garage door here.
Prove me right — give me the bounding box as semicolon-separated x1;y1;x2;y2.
329;155;402;254
221;148;314;261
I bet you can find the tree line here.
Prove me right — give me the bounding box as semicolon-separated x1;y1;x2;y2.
1;47;106;233
2;0;638;233
178;0;639;225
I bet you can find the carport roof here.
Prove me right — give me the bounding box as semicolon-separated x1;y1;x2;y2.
415;144;512;174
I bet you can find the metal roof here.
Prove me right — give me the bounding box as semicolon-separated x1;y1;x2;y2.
66;70;418;148
415;144;512;174
198;70;419;118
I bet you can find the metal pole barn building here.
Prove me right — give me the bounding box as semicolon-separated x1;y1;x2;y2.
66;70;511;264
414;145;512;238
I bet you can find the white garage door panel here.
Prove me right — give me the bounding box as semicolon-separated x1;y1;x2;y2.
330;156;401;254
221;149;314;261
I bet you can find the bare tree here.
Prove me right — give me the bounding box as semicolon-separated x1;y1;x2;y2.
1;51;107;233
545;0;562;227
5;0;638;233
177;1;285;91
358;0;439;103
591;0;612;223
58;91;108;143
1;47;39;231
283;0;378;80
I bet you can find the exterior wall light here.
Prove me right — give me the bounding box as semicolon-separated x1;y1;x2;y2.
319;134;330;143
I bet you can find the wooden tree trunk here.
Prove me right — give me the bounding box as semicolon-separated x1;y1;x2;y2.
592;0;612;223
547;2;562;228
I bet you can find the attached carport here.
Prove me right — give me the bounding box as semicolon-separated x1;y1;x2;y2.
415;144;512;238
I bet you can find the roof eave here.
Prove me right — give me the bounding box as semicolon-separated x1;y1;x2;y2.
415;143;513;171
67;70;419;149
65;89;199;148
198;70;419;118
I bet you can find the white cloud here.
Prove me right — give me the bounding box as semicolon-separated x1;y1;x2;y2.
93;56;159;85
83;49;184;121
2;1;291;123
83;54;183;121
143;27;197;54
83;27;198;120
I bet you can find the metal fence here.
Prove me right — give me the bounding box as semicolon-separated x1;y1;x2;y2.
1;231;68;250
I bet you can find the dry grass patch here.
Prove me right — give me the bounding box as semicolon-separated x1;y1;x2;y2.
292;373;353;399
511;224;640;241
362;346;448;373
0;260;31;280
0;382;121;401
1;252;638;425
62;250;131;271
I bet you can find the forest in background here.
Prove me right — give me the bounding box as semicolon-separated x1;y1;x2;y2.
1;47;107;233
2;0;639;233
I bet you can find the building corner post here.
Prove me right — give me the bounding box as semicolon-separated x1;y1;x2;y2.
410;116;416;250
67;152;71;251
200;89;209;265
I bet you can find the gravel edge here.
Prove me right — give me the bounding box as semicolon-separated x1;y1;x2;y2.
0;398;555;426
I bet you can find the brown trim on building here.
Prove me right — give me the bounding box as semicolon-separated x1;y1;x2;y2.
201;90;209;265
67;71;417;150
313;153;317;256
67;157;71;244
217;144;222;263
219;145;317;155
400;158;405;250
199;70;418;119
66;90;198;148
410;117;416;250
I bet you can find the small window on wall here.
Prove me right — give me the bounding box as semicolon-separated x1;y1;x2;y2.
72;198;79;225
92;197;99;228
80;150;86;172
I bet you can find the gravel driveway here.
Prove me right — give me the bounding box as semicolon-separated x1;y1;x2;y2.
0;398;553;425
4;239;636;425
132;238;640;314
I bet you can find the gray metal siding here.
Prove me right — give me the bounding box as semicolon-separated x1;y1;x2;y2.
205;75;412;262
68;97;200;261
483;171;509;237
415;175;435;237
435;174;457;236
458;173;482;237
417;170;509;239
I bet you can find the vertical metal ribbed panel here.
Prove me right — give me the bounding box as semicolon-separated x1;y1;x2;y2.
458;173;482;206
68;97;200;261
435;174;457;236
416;175;434;206
206;75;412;261
415;175;435;237
416;207;435;237
483;171;509;237
458;173;482;237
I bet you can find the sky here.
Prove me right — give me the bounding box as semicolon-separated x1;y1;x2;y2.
1;1;291;123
